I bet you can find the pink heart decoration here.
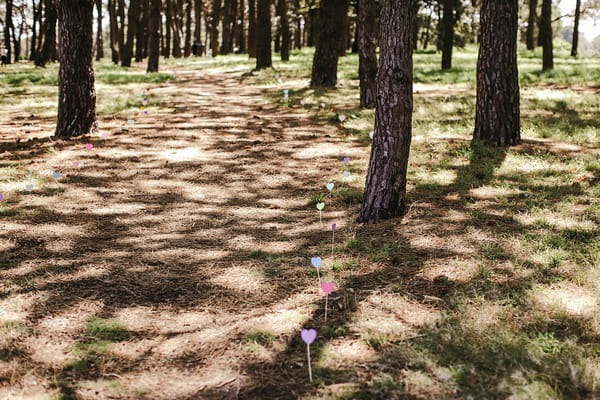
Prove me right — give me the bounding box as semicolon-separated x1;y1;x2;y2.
85;143;93;151
72;161;80;168
321;282;335;295
301;329;317;345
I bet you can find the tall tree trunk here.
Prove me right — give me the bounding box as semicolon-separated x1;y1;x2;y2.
163;0;172;56
122;0;139;65
221;0;236;53
117;0;126;60
35;0;58;66
440;0;457;70
135;0;147;60
30;0;39;60
55;0;96;138
209;0;221;56
310;0;349;87
422;6;432;49
278;0;290;60
571;0;581;57
247;0;256;57
4;0;13;63
255;0;271;68
96;0;104;60
194;0;202;44
337;0;349;56
293;0;301;49
526;0;537;50
540;0;553;70
357;0;376;108
147;0;161;71
235;0;245;52
184;0;192;55
306;7;317;46
108;0;120;62
171;0;183;57
474;0;520;146
359;0;415;223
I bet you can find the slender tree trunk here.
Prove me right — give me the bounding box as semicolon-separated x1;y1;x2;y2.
209;0;221;56
474;0;520;146
236;0;245;52
95;0;104;60
571;0;581;57
278;0;290;60
293;0;301;49
55;0;96;138
35;0;58;66
306;8;317;46
147;0;161;71
108;0;119;62
194;0;202;44
310;0;349;87
440;0;457;70
30;0;39;60
422;6;432;49
135;0;147;60
336;0;349;56
122;0;139;65
248;0;256;57
255;0;272;68
357;0;376;108
184;0;192;55
117;0;126;60
164;0;172;56
540;0;553;70
171;0;183;57
359;0;415;223
526;0;537;50
4;0;13;63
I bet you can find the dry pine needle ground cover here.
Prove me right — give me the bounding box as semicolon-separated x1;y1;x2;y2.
0;49;599;399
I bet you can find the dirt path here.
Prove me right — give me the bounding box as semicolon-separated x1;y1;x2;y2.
0;68;379;399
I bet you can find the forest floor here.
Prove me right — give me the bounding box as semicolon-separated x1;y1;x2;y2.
0;48;599;400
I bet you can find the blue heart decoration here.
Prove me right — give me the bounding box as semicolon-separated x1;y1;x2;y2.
311;257;322;269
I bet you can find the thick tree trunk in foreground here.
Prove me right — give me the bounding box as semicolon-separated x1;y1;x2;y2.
278;0;290;61
526;0;537;50
357;0;376;108
95;0;104;60
255;0;272;68
55;0;96;138
147;0;161;71
474;0;520;146
359;0;415;223
310;0;349;87
540;0;553;70
571;0;581;57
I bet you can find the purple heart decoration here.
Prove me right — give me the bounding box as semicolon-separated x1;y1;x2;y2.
72;161;80;168
343;157;350;164
301;329;317;345
0;193;4;201
332;223;336;232
25;184;33;192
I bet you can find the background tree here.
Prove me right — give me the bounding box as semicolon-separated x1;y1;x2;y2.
147;0;160;71
108;0;119;62
255;0;271;68
55;0;96;138
310;0;349;87
247;0;256;57
439;0;460;69
209;0;221;56
526;0;537;50
95;0;103;60
473;0;520;146
571;0;581;56
4;0;14;63
35;0;58;66
540;0;553;69
357;0;376;108
359;0;416;223
277;0;290;61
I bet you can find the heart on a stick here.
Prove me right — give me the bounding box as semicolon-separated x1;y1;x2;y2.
316;202;325;211
321;282;335;295
301;329;317;345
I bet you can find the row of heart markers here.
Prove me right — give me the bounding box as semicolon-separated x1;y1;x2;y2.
301;156;354;382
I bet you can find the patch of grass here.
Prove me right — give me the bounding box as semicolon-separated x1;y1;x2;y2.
86;317;128;342
96;72;174;85
345;236;369;252
331;260;360;272
335;186;363;204
307;193;325;206
242;330;276;345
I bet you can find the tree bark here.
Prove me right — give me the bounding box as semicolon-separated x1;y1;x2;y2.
540;0;553;70
336;0;349;56
235;0;245;52
440;0;458;70
184;0;193;55
209;0;221;56
255;0;272;68
474;0;520;146
4;0;13;63
30;0;40;60
163;0;172;56
357;0;376;108
122;0;139;65
293;0;301;49
359;0;415;223
95;0;104;60
248;0;256;57
35;0;58;66
310;0;349;87
194;0;202;44
55;0;96;138
117;0;126;59
221;0;236;53
171;0;183;57
135;0;148;60
526;0;537;50
108;0;119;62
277;0;290;60
571;0;580;57
147;0;161;71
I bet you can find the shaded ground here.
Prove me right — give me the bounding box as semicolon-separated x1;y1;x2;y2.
1;57;599;400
